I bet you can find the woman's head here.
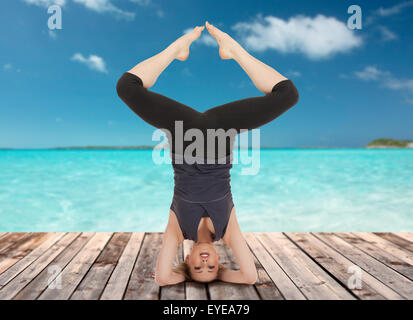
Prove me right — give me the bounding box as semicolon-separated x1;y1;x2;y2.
173;242;226;283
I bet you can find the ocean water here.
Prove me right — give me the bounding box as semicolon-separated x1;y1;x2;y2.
0;149;412;232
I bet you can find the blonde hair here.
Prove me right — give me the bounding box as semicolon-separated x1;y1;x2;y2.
172;262;227;282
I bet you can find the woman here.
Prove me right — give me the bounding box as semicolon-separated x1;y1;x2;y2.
116;21;299;285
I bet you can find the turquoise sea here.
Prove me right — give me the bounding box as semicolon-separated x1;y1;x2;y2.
1;149;412;232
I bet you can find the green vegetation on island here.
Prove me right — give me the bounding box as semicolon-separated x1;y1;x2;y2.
366;138;413;148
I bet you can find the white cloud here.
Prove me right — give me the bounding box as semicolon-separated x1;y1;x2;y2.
198;34;218;47
129;0;151;5
354;66;390;81
232;14;362;59
183;28;218;47
287;70;302;78
72;0;135;20
23;0;163;21
156;9;164;18
366;1;413;25
48;30;57;39
130;0;165;18
375;1;413;16
404;97;413;104
350;66;413;100
377;26;397;41
181;67;193;77
2;64;21;72
22;0;66;7
71;53;108;73
385;78;413;92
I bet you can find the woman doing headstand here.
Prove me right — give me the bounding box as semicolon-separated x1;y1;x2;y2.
116;21;299;285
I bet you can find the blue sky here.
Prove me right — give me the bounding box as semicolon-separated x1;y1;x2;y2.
0;0;412;148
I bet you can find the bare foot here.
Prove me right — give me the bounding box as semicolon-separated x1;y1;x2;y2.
205;21;242;60
172;26;205;61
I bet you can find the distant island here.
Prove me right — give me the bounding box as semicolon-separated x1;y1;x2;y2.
366;138;413;149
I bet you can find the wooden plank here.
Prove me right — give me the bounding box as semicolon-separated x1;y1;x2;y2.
160;242;185;300
245;233;283;300
13;233;94;300
0;233;34;256
395;233;413;243
0;233;56;275
374;233;413;253
286;232;403;300
70;233;132;300
257;233;354;300
124;233;162;300
37;233;113;300
182;240;208;300
341;233;413;280
1;232;410;301
0;233;79;300
100;233;144;300
0;233;66;287
314;233;413;299
244;233;294;300
208;239;260;300
0;233;29;252
70;233;131;300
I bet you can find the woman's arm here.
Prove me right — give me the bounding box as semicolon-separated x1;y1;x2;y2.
155;211;186;286
220;208;258;285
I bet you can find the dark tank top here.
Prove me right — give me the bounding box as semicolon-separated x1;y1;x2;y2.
170;152;234;242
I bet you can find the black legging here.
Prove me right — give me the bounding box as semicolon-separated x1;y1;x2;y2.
116;72;299;159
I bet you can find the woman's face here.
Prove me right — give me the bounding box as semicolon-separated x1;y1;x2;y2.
185;242;220;282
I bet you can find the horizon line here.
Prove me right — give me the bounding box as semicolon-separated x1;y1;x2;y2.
1;146;410;150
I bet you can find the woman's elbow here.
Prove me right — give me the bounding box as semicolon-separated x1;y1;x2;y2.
155;274;168;287
244;271;258;285
156;280;167;287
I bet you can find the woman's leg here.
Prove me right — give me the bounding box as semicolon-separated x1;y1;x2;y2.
128;26;205;89
205;21;288;94
116;26;205;133
117;72;201;133
203;22;299;132
203;79;299;132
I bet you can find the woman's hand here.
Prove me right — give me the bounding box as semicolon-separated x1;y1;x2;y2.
205;21;243;60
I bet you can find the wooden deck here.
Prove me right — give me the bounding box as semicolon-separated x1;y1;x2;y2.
0;232;412;300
